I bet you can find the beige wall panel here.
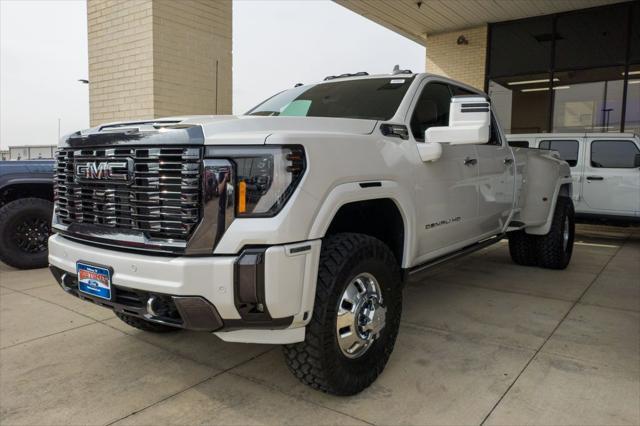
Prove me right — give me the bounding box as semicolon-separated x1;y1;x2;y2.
87;0;232;126
426;25;487;91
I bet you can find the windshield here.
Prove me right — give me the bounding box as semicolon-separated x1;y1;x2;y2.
246;77;415;121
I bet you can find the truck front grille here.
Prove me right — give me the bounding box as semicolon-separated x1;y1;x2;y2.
54;146;202;242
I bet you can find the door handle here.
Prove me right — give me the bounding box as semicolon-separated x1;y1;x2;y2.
463;157;477;166
586;176;604;181
503;157;513;165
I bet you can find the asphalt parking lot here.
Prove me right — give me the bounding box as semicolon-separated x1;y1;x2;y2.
1;224;638;425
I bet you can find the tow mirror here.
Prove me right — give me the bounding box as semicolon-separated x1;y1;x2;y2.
425;96;490;146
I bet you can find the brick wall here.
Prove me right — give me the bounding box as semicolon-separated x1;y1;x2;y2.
87;0;231;127
88;0;154;126
425;25;487;91
152;0;232;117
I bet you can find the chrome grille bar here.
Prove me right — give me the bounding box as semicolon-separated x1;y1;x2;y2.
54;146;202;243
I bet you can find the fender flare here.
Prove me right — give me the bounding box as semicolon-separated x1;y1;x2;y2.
0;177;54;189
526;177;572;235
307;180;416;268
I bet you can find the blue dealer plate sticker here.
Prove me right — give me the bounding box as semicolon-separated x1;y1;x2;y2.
77;262;112;300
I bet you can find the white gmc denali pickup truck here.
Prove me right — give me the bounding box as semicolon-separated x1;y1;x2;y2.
49;71;574;395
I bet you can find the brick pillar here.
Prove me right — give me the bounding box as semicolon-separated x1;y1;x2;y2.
87;0;232;127
425;25;488;91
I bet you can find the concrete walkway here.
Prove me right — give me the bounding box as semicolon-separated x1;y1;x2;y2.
1;224;638;425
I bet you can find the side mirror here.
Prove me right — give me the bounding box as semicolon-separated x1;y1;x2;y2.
634;153;640;168
425;96;490;145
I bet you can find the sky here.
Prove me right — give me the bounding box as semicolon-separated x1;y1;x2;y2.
0;0;425;150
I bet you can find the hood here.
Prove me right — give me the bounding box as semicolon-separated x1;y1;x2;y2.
180;115;378;145
60;115;378;147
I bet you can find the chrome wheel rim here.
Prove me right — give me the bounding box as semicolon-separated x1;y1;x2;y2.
563;216;570;252
336;272;386;359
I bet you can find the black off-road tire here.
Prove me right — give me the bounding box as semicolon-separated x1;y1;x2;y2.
283;233;402;396
536;197;575;270
115;312;181;333
0;198;53;269
508;230;538;266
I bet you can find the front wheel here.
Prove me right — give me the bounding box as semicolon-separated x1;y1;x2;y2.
283;233;402;395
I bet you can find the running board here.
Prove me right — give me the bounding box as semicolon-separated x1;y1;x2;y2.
403;234;505;284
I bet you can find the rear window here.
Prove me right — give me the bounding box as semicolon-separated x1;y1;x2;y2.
591;140;640;168
539;140;579;167
246;77;415;121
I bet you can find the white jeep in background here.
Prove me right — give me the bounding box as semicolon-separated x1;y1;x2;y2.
507;133;640;221
48;71;574;395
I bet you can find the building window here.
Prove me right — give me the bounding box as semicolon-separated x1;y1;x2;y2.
624;64;640;135
554;6;629;70
539;140;579;166
630;3;640;64
591;140;640;168
552;67;625;133
489;16;552;78
488;74;552;134
487;1;637;134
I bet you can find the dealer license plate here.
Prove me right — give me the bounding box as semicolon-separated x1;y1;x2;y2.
77;262;112;300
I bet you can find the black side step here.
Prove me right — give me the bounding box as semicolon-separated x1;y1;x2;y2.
403;234;504;284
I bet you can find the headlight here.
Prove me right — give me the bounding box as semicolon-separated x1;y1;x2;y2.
204;145;306;217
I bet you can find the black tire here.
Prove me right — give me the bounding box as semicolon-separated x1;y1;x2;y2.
0;198;53;269
536;197;575;270
114;312;181;333
508;230;538;266
283;233;402;396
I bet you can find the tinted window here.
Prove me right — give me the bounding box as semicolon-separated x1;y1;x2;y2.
591;140;640;168
410;82;452;140
246;77;414;121
509;141;530;148
539;140;579;167
554;6;628;69
489;16;553;77
632;3;640;63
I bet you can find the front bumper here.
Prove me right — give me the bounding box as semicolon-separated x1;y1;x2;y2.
48;234;321;340
50;265;224;330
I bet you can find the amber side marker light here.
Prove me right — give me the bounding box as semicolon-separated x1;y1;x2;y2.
238;180;247;213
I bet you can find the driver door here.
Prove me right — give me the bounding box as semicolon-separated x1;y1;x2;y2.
409;80;481;263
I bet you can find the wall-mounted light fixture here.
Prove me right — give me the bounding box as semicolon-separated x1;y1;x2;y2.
456;35;468;45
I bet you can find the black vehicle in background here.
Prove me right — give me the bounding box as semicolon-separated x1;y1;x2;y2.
0;160;54;269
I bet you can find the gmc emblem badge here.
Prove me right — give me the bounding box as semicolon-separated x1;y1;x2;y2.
75;158;133;184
